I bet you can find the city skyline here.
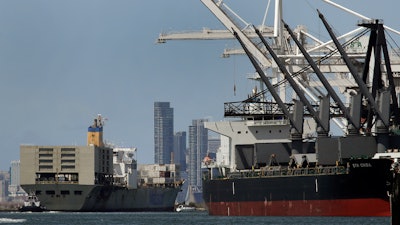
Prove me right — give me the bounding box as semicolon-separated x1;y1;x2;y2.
1;1;399;170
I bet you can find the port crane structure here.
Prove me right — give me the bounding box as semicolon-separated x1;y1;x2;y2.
158;0;400;135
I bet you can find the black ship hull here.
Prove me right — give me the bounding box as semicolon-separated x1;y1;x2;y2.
18;205;46;212
21;184;181;212
202;158;392;216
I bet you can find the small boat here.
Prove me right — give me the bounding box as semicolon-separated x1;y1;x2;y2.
19;194;46;212
176;204;196;212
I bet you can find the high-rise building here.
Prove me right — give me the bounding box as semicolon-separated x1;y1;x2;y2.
174;131;187;171
154;102;174;164
9;160;21;197
188;119;208;189
0;171;9;201
10;160;20;187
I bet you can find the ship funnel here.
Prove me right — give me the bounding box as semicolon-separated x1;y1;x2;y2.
87;115;104;147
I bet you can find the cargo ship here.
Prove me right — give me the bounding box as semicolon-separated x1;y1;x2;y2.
199;3;400;216
20;115;182;211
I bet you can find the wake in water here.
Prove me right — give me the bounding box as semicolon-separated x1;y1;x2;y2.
0;218;26;223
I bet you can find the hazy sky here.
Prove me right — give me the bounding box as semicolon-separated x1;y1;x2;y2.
0;0;399;170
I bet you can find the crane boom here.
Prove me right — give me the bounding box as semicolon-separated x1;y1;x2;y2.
254;26;330;133
233;30;303;133
318;10;388;129
200;0;271;68
282;20;360;132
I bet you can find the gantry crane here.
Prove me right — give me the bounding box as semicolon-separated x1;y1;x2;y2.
158;0;400;134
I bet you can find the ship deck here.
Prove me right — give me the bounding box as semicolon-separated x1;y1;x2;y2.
229;166;347;180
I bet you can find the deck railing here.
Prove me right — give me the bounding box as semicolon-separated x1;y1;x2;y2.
211;166;348;180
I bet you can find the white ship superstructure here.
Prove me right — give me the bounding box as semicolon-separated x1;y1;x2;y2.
113;147;138;188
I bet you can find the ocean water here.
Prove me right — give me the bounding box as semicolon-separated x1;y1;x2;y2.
0;211;390;225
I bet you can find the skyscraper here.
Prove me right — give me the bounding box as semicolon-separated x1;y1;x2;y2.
174;131;187;171
188;119;208;188
174;131;188;204
9;160;21;197
10;160;20;187
154;102;174;164
0;171;9;201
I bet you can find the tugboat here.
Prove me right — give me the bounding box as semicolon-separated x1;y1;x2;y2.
19;194;46;212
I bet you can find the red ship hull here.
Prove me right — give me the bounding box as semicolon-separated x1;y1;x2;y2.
206;198;390;216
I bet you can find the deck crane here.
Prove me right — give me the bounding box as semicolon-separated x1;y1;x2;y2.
282;21;361;134
233;29;305;154
319;11;389;129
232;30;300;131
246;27;331;135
